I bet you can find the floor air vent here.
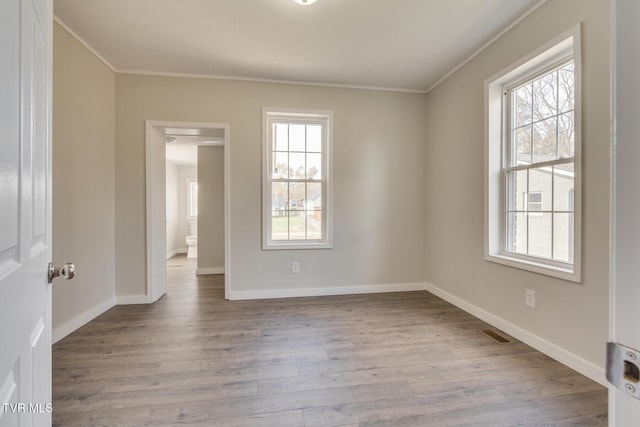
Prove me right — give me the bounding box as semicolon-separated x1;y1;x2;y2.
482;329;510;343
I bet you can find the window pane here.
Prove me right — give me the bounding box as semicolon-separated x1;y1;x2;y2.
289;182;305;211
508;212;528;254
529;167;552;211
553;213;573;263
507;169;527;211
273;152;288;179
553;164;574;212
528;213;552;259
558;112;574;159
289;210;306;240
272;211;289;240
306;153;322;180
513;84;532;128
532;117;557;163
558;63;574;114
306;182;322;210
514;125;532;166
289;124;306;152
306;211;322;239
532;71;558;121
271;182;288;213
289;153;305;179
275;123;288;151
307;125;322;153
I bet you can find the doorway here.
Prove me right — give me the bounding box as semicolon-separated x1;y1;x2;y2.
145;121;230;302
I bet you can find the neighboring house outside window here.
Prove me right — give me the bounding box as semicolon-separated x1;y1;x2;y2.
485;26;582;282
527;191;543;213
262;108;333;250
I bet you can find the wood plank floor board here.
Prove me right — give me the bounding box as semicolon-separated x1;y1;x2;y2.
203;410;306;427
52;255;607;426
257;364;442;396
358;398;593;427
202;381;417;420
301;386;512;427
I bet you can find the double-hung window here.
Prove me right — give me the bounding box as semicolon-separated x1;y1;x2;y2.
485;26;581;282
262;108;333;250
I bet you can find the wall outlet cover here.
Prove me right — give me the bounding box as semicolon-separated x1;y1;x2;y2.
525;289;536;309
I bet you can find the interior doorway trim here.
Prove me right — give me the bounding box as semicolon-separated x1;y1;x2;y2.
145;120;231;301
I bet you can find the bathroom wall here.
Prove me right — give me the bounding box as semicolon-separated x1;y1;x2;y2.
177;165;197;250
165;160;179;257
198;146;225;273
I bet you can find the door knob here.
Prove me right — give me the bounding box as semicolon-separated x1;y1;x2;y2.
48;262;75;284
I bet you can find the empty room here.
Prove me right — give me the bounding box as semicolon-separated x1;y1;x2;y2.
2;0;639;426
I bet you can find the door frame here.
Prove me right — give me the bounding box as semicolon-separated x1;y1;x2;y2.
609;0;640;424
145;120;231;301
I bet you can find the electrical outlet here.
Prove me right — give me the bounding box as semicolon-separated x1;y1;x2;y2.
291;261;300;274
525;289;536;309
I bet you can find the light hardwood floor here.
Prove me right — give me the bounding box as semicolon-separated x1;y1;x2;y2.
53;255;607;426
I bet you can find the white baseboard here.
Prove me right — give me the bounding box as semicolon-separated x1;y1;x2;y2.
116;294;151;305
166;248;187;259
52;297;116;344
196;267;225;275
424;282;607;387
228;282;426;301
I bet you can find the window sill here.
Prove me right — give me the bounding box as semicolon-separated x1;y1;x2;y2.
263;242;333;251
485;253;581;283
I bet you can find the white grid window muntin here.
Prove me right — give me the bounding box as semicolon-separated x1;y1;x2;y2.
504;59;575;266
263;109;332;250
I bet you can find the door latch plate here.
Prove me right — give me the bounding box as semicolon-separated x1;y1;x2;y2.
607;342;640;399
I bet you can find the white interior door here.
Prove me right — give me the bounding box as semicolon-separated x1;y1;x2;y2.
610;0;640;425
0;0;53;425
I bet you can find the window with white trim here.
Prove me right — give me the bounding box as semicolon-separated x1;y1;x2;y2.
485;26;581;282
262;108;332;250
187;179;198;219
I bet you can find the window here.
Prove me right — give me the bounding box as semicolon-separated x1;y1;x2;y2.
262;108;332;249
187;179;198;219
485;26;581;282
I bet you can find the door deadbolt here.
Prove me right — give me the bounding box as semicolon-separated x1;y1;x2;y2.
48;262;75;284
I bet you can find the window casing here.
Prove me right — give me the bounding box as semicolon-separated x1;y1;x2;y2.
262;108;333;250
485;26;581;282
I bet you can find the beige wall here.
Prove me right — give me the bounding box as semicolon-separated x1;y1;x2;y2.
198;146;224;270
115;76;426;296
52;23;116;330
423;0;610;369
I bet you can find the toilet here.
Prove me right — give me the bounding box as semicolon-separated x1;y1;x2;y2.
186;220;198;258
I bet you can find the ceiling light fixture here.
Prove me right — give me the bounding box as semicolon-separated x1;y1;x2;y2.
165;136;177;144
294;0;317;5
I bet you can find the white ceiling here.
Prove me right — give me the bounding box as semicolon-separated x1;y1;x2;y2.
165;136;223;166
53;0;542;92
